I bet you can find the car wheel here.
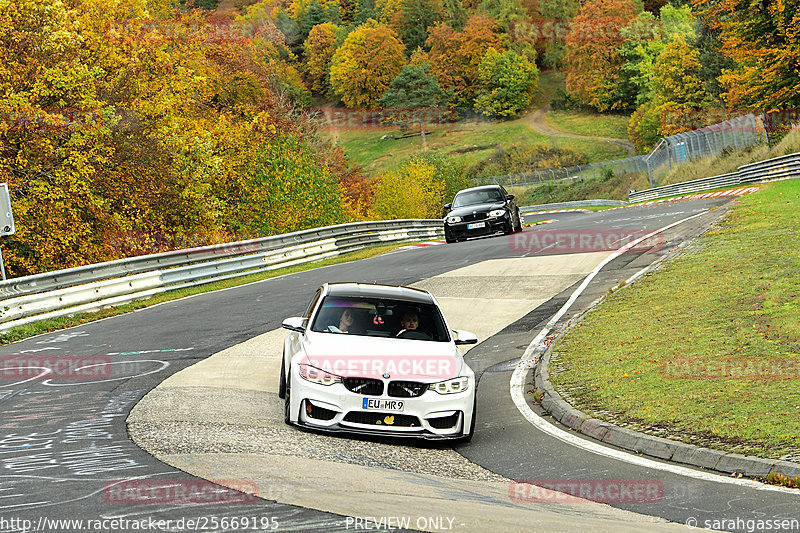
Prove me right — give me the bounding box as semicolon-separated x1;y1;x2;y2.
278;355;286;399
445;233;456;244
283;372;292;425
514;209;523;232
503;219;514;235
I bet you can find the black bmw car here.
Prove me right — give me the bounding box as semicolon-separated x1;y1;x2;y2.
443;185;522;243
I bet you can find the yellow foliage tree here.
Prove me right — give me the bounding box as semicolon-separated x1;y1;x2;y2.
329;20;406;109
370;159;445;219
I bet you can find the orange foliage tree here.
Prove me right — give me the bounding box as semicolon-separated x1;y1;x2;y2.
426;14;504;109
691;0;800;110
564;0;639;111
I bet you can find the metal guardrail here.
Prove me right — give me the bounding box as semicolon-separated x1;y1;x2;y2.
520;199;627;213
628;152;800;203
0;220;439;299
0;220;443;332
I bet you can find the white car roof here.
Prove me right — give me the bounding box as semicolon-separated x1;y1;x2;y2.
325;283;435;305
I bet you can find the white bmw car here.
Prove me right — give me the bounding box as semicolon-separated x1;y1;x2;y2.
279;283;478;441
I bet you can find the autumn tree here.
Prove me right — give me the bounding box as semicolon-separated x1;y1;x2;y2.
691;0;800;110
473;48;539;117
379;62;449;147
329;20;406;108
371;158;445;219
651;36;707;108
304;22;338;93
426;14;504;109
564;0;639;111
0;0;359;277
627;35;709;150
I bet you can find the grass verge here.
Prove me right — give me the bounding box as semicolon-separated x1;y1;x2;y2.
0;243;408;347
549;179;800;460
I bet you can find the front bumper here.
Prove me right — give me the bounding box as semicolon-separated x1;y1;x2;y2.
288;373;475;440
445;214;510;240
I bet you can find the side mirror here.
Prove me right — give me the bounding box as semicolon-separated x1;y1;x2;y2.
282;317;306;333
453;329;478;345
444;203;452;210
506;194;515;201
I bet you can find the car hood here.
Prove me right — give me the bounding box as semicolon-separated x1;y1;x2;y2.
299;332;466;381
447;202;506;218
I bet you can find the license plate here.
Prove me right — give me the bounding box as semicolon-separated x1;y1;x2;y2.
467;222;485;230
362;398;404;412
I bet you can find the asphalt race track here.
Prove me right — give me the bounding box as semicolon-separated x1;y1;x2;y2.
1;197;798;533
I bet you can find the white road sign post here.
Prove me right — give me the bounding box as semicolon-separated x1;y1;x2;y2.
0;183;15;281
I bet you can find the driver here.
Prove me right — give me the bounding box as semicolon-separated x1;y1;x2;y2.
396;310;419;337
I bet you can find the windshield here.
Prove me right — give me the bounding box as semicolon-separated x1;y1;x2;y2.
452;189;504;208
310;296;450;342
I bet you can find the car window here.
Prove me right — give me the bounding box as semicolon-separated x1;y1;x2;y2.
310;296;450;342
452;189;502;207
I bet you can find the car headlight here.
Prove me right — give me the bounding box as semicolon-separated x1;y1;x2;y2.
446;216;462;224
489;209;507;218
299;364;342;386
429;376;469;394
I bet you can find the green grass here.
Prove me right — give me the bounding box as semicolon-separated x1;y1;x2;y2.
549;180;800;459
555;137;629;162
319;70;629;178
324;119;545;175
0;243;409;347
327;120;629;176
545;110;631;139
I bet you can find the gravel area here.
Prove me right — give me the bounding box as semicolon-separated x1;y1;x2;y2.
128;386;507;483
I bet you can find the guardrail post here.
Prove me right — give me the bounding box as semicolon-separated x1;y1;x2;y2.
0;245;6;281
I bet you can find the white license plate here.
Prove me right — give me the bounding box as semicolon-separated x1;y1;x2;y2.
467;222;485;230
362;398;404;412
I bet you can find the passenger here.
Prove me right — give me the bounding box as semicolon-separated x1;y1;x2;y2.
328;308;355;333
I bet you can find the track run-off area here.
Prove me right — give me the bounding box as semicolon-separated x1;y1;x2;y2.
1;193;798;533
